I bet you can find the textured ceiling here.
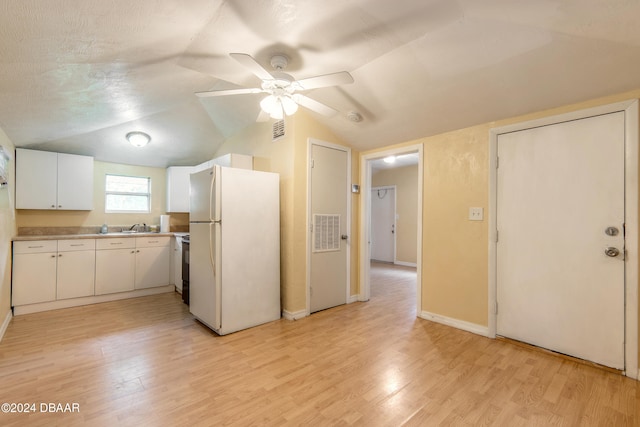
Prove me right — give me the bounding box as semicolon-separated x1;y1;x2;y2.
1;0;640;167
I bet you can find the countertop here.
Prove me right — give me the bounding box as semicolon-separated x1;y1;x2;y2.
13;232;179;242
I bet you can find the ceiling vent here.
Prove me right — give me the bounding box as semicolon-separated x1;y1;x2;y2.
272;119;285;141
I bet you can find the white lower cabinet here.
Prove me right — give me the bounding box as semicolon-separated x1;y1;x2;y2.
95;239;136;295
135;236;171;289
13;236;172;311
56;239;96;299
12;241;58;306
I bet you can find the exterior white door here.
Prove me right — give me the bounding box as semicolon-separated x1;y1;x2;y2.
496;112;625;369
310;143;349;313
370;187;395;262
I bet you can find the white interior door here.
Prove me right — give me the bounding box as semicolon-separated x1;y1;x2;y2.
496;112;625;369
370;187;395;262
310;143;349;313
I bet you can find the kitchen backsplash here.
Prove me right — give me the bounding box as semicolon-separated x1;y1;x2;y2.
18;224;189;236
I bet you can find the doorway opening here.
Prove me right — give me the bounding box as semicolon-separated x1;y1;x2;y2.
360;144;423;314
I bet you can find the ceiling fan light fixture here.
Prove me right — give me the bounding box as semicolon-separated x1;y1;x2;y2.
281;96;298;116
126;131;151;148
260;95;278;114
261;94;298;119
270;105;284;120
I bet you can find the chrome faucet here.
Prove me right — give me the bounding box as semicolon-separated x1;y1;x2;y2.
129;223;140;231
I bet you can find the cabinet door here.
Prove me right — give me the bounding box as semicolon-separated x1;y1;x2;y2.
135;246;171;289
95;249;135;295
15;149;57;209
12;252;57;305
166;166;194;213
57;153;94;210
57;250;95;299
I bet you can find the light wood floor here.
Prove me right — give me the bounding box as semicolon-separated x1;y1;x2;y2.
0;262;638;426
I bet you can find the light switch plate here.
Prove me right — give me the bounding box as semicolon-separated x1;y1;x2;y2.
469;207;484;221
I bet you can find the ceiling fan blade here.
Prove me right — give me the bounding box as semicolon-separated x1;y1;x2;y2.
295;71;354;90
195;87;263;98
293;94;339;117
230;53;275;81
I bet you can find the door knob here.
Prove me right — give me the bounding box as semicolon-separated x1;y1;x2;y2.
341;235;348;240
605;247;620;257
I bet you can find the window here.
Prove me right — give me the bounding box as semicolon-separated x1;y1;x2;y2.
105;174;151;213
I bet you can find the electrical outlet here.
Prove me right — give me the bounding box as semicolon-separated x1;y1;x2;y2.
469;207;484;221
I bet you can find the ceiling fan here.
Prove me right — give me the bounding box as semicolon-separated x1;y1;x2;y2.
195;53;354;120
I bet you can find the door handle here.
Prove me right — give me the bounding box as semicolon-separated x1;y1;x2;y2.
605;247;620;257
341;235;348;240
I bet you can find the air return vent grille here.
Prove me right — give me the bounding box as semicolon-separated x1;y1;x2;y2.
272;119;285;140
313;214;341;252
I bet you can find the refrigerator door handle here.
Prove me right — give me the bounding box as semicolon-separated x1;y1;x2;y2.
209;168;216;222
209;222;215;277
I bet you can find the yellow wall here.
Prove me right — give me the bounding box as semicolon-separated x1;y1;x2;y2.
361;88;640;330
372;165;419;265
16;161;168;231
292;111;360;304
212;119;299;312
212;110;356;314
0;129;16;332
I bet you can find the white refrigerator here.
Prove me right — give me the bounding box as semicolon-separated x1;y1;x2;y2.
189;165;280;335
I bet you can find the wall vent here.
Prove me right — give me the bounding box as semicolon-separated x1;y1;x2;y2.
272;119;285;141
313;214;341;252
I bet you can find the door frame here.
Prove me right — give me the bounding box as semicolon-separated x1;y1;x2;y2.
488;99;639;379
360;144;423;313
306;138;352;315
370;185;397;263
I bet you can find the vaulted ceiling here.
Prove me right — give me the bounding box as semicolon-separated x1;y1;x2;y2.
2;0;640;167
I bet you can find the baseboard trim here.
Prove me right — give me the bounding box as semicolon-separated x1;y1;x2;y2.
283;309;307;321
13;285;175;316
419;310;489;337
0;310;12;343
394;261;417;268
347;294;359;304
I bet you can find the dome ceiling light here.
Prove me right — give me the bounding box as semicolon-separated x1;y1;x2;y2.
126;131;151;148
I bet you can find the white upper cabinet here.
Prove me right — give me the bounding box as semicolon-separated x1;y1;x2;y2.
16;149;57;209
16;148;94;210
166;166;195;213
211;153;253;169
57;152;94;210
166;154;252;213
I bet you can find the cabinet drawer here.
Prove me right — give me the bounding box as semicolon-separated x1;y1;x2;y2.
58;239;96;251
96;238;135;250
136;236;170;248
13;240;57;254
